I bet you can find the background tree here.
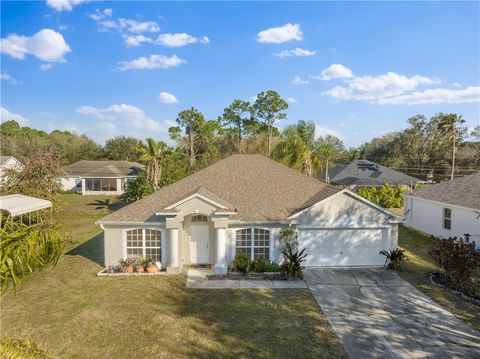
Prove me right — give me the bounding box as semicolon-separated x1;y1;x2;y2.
172;107;206;171
138;139;170;190
437;114;467;179
316;135;345;183
252;90;288;156
120;173;153;203
0;152;63;209
273;121;321;176
103;136;144;161
219;100;252;153
159;149;191;187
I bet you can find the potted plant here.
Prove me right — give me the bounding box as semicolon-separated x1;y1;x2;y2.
119;258;134;273
145;258;159;273
134;257;146;273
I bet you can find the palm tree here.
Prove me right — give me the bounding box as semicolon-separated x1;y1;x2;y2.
437;114;466;180
138;138;170;191
316;135;345;183
273;121;321;176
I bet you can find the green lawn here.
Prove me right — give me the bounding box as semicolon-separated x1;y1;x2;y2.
398;225;480;331
1;193;347;359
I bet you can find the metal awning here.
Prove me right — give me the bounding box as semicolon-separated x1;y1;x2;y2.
0;194;52;217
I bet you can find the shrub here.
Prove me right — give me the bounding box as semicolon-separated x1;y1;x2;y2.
233;252;251;274
0;218;65;293
357;182;407;208
120;174;153;203
250;258;280;273
280;242;307;279
429;237;480;294
278;228;298;252
379;248;408;270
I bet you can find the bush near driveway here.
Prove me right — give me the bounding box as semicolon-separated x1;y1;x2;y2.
0;193;347;359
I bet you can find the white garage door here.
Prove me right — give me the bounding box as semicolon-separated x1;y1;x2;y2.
298;228;386;267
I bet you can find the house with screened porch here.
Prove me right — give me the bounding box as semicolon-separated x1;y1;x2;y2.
96;155;401;274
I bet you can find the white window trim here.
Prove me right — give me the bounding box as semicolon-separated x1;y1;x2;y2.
122;227;165;263
233;227;271;261
442;207;452;230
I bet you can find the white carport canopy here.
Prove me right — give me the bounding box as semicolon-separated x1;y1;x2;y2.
0;194;52;216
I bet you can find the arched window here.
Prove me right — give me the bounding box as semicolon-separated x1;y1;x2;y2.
235;228;270;260
125;228;162;262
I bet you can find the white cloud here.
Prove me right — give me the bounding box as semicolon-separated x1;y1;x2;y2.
286;97;298;104
158;92;179;104
123;35;152;47
315;125;343;139
116;54;185;71
156;33;210;47
89;8;113;21
46;0;88;12
323;72;440;101
377;86;480;105
311;64;353;80
1;72;18;84
257;23;302;44
274;48;315;58
0;29;71;62
76;104;164;133
0;107;29;126
291;75;309;85
39;63;53;71
451;82;462;88
97;18;160;33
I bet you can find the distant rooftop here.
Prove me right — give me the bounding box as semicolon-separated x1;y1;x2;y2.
321;160;422;187
406;172;480;210
63;160;144;177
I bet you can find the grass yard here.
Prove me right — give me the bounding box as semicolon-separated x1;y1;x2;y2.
398;225;480;331
1;193;347;359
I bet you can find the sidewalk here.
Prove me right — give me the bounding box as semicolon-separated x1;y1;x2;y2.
186;268;307;289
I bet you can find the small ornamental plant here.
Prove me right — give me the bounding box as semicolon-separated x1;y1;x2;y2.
379;248;408;271
119;258;134;273
429;237;480;295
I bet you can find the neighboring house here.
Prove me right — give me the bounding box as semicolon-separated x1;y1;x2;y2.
96;155;401;274
0;156;23;181
404;172;480;248
320;160;422;190
59;160;144;195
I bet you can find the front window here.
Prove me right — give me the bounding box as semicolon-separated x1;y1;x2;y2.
443;208;452;230
126;229;162;261
85;178;117;192
235;228;270;260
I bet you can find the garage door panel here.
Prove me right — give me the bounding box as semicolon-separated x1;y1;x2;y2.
298;229;385;267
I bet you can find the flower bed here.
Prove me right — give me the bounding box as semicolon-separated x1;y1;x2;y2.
208;272;287;280
429;272;480;305
97;266;167;277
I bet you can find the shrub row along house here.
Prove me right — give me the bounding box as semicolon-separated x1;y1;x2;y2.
404;172;480;248
96;155;401;274
59;160;144;195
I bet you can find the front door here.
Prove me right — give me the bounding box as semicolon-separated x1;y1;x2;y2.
190;225;209;264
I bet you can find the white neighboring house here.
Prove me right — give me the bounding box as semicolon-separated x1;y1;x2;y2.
59;160;144;195
96;155;401;273
404;172;480;248
0;156;23;182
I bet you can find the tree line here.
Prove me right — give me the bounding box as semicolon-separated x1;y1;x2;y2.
1;90;479;195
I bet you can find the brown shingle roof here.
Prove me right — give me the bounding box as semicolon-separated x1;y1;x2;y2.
99;154;343;223
407;172;480;210
63;160;144;177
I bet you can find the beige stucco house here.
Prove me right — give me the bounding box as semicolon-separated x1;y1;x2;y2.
96;155;401;274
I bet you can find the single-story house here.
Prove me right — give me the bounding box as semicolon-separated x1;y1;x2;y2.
0;155;23;181
96;155;401;274
59;160;144;195
320;160;422;190
404;172;480;248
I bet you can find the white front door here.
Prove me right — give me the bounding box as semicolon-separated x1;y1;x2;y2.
190;225;210;264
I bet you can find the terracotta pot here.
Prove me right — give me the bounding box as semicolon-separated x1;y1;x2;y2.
123;265;134;273
146;264;158;273
135;266;145;273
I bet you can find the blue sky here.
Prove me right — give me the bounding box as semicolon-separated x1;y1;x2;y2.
1;1;479;147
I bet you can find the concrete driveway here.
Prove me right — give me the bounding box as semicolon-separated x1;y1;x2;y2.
304;268;480;359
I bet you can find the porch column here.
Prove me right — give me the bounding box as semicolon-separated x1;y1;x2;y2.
168;228;180;272
214;227;227;274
